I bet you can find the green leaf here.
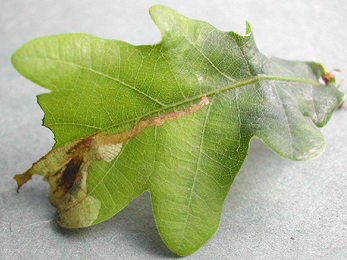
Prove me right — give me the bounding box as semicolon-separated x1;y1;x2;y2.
12;5;344;256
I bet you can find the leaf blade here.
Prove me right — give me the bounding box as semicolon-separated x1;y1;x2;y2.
12;5;345;256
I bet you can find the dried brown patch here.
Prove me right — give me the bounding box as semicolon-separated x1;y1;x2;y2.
322;69;341;85
59;157;83;192
14;96;210;213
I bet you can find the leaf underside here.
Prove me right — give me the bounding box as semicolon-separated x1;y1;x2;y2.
12;5;344;256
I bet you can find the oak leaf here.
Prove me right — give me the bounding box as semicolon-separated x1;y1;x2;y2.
12;5;345;256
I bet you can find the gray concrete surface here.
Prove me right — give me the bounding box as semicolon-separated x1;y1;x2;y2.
0;0;346;259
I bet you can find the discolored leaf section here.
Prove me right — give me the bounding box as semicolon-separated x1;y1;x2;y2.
14;138;91;205
56;160;102;228
229;79;334;161
13;134;123;222
59;97;211;225
261;57;345;127
15;97;211;228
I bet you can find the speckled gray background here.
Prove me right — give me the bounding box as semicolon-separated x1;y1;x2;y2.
0;1;346;259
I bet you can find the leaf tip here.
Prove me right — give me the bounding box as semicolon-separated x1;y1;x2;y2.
13;169;34;192
149;4;171;21
149;5;186;38
245;20;252;35
149;4;169;12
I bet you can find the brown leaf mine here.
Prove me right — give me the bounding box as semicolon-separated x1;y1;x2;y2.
14;97;209;227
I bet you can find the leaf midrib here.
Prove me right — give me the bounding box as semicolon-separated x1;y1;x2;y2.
21;56;324;143
86;75;323;138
